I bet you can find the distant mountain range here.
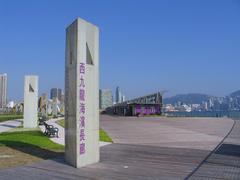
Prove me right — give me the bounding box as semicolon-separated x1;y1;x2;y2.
229;90;240;98
164;93;212;104
164;90;240;105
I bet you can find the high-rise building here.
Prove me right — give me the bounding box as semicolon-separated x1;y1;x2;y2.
116;86;122;103
100;89;113;109
50;88;62;101
122;95;126;102
38;93;48;116
0;73;7;109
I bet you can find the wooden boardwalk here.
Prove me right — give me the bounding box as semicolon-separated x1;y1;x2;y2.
189;120;240;180
0;144;211;180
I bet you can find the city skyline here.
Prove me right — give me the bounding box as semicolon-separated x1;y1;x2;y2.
0;73;7;108
99;89;113;109
1;1;240;101
50;88;62;101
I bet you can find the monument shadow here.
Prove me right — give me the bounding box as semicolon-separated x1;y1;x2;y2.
215;143;240;157
0;140;64;160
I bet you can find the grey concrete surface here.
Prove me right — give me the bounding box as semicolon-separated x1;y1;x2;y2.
0;119;22;133
65;18;100;168
100;115;234;150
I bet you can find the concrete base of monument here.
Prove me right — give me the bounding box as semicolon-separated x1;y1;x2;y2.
39;118;111;147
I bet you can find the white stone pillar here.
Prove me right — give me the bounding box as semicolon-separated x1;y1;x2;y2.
65;18;99;168
23;76;38;128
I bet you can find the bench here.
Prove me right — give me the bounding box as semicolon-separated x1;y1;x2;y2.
43;122;59;138
38;116;47;125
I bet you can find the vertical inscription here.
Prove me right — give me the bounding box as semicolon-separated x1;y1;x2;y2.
79;63;86;155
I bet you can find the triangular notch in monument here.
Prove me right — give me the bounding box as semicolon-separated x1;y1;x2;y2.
29;84;34;92
86;43;94;65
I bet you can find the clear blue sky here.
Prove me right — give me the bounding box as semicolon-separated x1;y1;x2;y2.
0;0;240;101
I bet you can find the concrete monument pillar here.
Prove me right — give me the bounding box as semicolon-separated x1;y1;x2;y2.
65;18;99;168
52;97;58;118
24;75;38;128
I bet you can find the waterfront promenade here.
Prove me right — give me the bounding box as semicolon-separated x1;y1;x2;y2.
0;115;239;179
